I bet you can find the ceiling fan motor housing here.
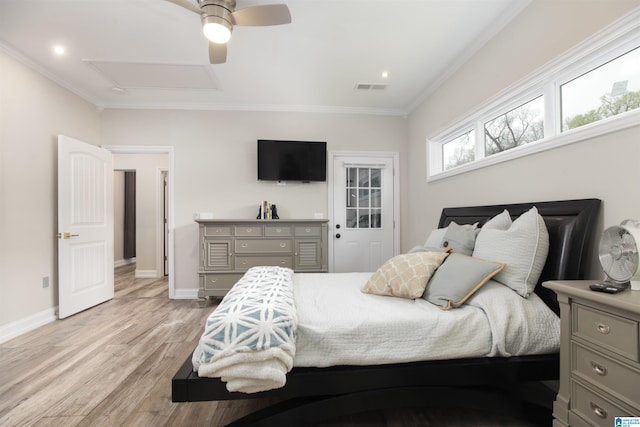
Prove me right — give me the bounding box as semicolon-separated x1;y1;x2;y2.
200;1;236;27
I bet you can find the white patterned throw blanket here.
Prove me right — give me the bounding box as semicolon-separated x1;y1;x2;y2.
192;266;297;393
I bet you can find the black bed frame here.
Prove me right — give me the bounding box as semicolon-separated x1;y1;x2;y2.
172;198;601;426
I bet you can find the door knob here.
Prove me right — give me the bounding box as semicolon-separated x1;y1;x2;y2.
336;224;341;229
57;232;79;239
335;233;341;239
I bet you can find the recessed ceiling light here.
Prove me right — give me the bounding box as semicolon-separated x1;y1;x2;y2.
53;45;65;55
381;71;389;79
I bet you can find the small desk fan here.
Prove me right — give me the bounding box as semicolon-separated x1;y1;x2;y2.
598;220;640;291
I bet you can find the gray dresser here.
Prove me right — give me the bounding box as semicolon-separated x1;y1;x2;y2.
543;281;640;427
196;219;329;305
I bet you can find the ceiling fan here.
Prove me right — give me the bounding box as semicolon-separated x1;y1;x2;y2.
164;0;291;64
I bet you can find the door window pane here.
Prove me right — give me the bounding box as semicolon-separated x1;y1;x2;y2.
562;47;640;131
484;96;544;155
345;167;382;229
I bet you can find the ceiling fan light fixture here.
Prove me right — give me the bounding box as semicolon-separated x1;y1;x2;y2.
202;15;232;44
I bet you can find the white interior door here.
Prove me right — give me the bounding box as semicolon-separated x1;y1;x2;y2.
58;135;114;319
332;154;397;273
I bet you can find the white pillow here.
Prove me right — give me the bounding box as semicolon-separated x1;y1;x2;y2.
472;207;549;298
424;227;447;247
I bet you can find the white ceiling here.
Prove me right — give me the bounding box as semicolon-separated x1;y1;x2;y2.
0;0;530;115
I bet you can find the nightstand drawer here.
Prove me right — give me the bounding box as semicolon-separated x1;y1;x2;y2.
235;256;293;271
235;239;292;253
573;343;640;409
573;303;639;361
571;381;635;427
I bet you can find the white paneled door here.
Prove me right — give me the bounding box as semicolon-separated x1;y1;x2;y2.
58;135;114;319
332;154;396;273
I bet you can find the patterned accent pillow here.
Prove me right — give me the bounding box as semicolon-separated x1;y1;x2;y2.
362;252;450;299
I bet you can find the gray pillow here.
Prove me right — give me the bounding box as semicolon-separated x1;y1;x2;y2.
441;222;480;255
422;253;505;310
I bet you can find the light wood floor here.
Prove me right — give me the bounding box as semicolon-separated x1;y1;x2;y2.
0;265;552;426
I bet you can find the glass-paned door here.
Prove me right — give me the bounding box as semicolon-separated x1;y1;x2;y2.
332;155;396;273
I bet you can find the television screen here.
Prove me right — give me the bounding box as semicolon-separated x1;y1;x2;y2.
257;140;327;182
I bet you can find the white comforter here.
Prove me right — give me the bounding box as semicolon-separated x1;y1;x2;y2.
292;273;560;367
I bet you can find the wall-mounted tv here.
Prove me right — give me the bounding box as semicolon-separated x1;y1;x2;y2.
257;140;327;182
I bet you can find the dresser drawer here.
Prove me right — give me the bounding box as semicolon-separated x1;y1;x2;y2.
570;381;634;427
295;225;322;237
573;343;640;409
235;239;292;253
235;256;293;271
200;273;241;292
265;225;292;237
203;225;232;237
573;303;639;361
234;225;263;237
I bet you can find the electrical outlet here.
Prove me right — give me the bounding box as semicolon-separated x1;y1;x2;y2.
42;276;49;288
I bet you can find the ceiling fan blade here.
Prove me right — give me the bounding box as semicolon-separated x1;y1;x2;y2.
231;4;291;26
163;0;201;14
209;42;227;64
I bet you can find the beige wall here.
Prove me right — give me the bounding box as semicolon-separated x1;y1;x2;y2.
0;49;101;331
1;0;638;338
405;0;640;279
100;110;408;294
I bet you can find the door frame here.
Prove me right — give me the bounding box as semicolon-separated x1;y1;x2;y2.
102;145;176;298
328;151;400;273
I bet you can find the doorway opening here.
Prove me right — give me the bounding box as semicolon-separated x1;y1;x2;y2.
104;145;176;298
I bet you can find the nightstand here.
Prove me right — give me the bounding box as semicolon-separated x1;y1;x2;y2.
543;281;640;427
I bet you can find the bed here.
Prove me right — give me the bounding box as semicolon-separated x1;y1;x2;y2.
172;198;601;426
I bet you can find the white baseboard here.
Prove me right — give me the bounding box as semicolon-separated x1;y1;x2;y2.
0;307;58;344
135;269;159;279
172;288;199;299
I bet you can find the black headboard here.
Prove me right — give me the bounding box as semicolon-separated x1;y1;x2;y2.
438;198;601;314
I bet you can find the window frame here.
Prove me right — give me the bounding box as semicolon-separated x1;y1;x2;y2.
427;9;640;182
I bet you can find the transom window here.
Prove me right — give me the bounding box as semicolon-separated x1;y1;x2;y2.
561;46;639;131
429;11;640;180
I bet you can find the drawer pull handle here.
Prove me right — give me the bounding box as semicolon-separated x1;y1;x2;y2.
276;228;282;233
246;228;252;232
596;323;610;334
305;228;311;233
590;402;607;419
280;243;286;248
241;243;248;248
590;361;607;376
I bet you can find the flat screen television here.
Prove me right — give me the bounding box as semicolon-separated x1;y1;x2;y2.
257;140;327;182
